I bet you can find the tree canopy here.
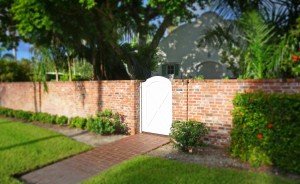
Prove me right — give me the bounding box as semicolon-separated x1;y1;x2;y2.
7;0;210;80
1;0;299;80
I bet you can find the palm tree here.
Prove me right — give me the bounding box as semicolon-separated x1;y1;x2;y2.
1;53;14;60
211;0;299;34
198;0;300;79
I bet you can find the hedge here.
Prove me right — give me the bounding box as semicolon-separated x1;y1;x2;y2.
0;107;128;135
231;92;300;174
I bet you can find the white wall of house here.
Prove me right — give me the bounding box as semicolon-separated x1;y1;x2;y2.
152;12;231;79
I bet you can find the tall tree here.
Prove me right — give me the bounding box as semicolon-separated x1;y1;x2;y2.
212;0;300;34
10;0;210;80
0;0;18;60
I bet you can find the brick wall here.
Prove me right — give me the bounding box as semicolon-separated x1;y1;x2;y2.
172;79;300;146
0;81;140;134
0;79;299;146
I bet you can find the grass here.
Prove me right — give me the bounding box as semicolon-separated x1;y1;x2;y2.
0;118;92;184
83;156;299;184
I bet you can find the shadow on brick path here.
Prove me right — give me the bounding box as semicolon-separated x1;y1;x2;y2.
20;133;170;184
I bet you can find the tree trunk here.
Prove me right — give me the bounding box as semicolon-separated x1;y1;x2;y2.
67;56;72;81
92;50;101;80
55;68;58;81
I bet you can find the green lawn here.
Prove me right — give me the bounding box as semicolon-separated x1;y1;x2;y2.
83;156;299;184
0;118;92;184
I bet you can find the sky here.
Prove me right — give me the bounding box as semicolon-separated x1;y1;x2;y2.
2;40;33;60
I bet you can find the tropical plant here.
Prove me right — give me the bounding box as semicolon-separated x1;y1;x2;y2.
240;12;275;79
199;11;300;79
269;17;300;78
212;0;299;34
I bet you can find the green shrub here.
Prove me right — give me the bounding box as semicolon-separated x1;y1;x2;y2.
69;116;87;129
0;108;33;120
29;113;38;122
13;110;33;121
86;110;128;135
170;120;209;152
0;59;32;82
6;109;14;117
86;117;114;134
231;92;300;174
97;109;114;118
56;115;68;126
33;112;56;124
0;107;14;117
0;107;127;135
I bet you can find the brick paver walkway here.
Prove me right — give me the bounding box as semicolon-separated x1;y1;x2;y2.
20;133;170;184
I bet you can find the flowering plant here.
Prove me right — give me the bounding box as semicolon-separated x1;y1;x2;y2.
231;92;300;173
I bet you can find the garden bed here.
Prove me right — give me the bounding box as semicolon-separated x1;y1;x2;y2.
147;143;300;182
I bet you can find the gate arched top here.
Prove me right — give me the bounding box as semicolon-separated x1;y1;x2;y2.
141;76;172;135
143;76;171;86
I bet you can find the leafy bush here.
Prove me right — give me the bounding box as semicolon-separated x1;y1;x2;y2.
170;120;209;152
0;107;127;135
33;112;56;124
56;115;68;125
0;107;14;117
69;116;87;129
0;59;32;82
86;117;115;134
231;92;300;174
0;108;33;121
86;110;128;135
13;110;33;121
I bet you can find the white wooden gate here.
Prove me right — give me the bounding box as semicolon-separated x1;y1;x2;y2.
140;76;172;135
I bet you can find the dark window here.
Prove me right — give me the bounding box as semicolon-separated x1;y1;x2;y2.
162;64;180;76
167;65;175;75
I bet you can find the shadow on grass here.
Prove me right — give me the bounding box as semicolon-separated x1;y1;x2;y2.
69;131;89;138
0;135;62;151
0;120;14;125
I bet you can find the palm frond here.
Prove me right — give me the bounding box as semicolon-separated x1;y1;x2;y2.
198;21;244;49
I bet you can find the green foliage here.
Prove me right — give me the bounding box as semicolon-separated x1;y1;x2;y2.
59;74;69;81
33;112;56;124
97;109;114;118
69;116;87;129
12;110;33;121
0;118;91;183
0;59;32;82
170;120;209;152
87;110;128;135
193;75;204;80
10;0;213;80
86;117;115;135
220;46;245;78
83;156;298;184
60;73;91;81
200;11;300;79
72;60;93;80
239;11;275;79
268;17;300;78
0;108;14;117
56;115;68;126
231;92;300;174
0;107;127;135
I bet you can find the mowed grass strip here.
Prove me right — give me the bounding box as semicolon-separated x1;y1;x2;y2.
0;118;92;184
83;156;298;184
